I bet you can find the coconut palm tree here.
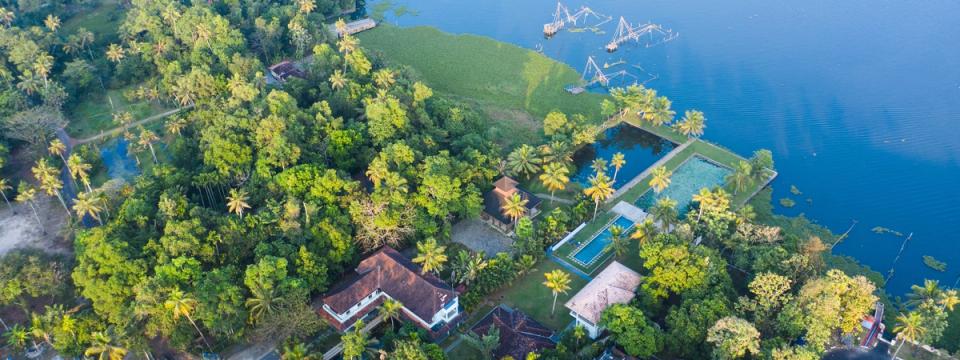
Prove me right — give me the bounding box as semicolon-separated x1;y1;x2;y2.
3;324;28;351
631;218;657;245
691;187;714;222
73;191;105;225
591;158;608;175
166;118;186;136
539;162;569;204
0;177;14;213
245;285;283;323
939;289;960;311
501;193;528;230
33;53;53;86
43;14;60;32
84;331;127;360
606;225;629;257
543;269;572;316
329;70;347;91
379;298;403;329
0;7;15;27
677;110;706;138
68;154;93;192
341;319;378;360
372;69;396;89
138;128;160;164
164;289;211;351
48;139;67;164
413;238;447;276
650;197;678;232
281;342;312;360
892;311;926;359
610;152;626;182
506;144;542;179
906;279;942;308
226;188;251;218
105;44;125;64
16;184;43;230
296;0;316;13
584;173;614;220
334;19;348;36
726;161;754;195
645;96;675;126
649;166;672;193
32;159;69;215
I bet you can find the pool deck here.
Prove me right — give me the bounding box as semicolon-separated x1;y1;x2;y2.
607;138;695;203
611;201;648;223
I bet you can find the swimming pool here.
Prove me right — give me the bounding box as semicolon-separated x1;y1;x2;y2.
570;216;636;266
571;124;676;190
634;156;732;217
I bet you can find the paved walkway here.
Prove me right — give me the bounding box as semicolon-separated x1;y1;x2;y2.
534;193;574;205
73;106;191;145
607;138;695;203
611;201;648;223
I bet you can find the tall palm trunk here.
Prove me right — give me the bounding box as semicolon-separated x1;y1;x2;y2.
892;340;906;359
593;200;600;220
186;315;212;351
551;293;558;315
27;201;44;232
148;144;158;164
1;190;14;214
54;191;70;216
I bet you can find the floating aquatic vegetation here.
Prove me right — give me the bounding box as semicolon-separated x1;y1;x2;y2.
871;226;904;237
790;185;802;195
779;198;795;208
923;255;947;272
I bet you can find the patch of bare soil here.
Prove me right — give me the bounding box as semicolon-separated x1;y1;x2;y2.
0;195;72;257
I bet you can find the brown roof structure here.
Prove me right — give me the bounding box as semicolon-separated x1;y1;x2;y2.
322;247;456;325
269;60;305;81
470;306;556;360
565;261;641;325
483;176;542;226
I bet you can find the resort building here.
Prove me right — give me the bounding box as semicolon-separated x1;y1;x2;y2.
481;176;542;234
564;261;642;339
268;60;305;83
469;305;556;359
319;247;460;336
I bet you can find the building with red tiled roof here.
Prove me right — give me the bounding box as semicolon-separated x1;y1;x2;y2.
470;305;556;360
482;176;542;233
268;60;305;82
319;247;460;334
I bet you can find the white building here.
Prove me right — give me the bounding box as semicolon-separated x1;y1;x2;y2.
320;247;460;335
564;261;642;339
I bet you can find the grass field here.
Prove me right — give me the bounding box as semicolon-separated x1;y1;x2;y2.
492;260;589;331
67;87;172;139
62;0;124;46
358;25;607;139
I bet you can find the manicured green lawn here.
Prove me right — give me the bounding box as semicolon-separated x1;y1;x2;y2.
494;260;588;331
67;87;172;139
62;0;125;46
358;25;607;130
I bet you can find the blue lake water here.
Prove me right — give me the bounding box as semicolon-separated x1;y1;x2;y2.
571;124;675;189
100;138;140;181
634;157;732;216
373;0;960;294
572;216;635;265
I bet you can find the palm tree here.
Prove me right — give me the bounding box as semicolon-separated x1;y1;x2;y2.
506;144;542;178
32;159;69;215
726;161;754;195
281;342;312;360
43;14;60;32
584;173;614;220
48;139;67;164
691;187;714;222
606;225;629;257
539;163;569;204
677;110;706;138
630;218;658;245
68;154;93;192
84;331;127;360
645;96;675;126
0;177;14;213
164;289;211;351
138;128;160;164
73;191;105;225
591;158;608;176
379;298;403;329
938;290;960;311
3;324;28;351
906;279;942;308
246;285;283;323
226;188;251;218
610;152;626;182
453;251;488;286
334;19;348;36
650;197;678;232
166;118;186;136
501;193;528;230
543;269;572;316
649;166;672;193
413;238;447;276
341;319;378;360
892;312;926;359
296;0;316;13
105;44;125;64
33;53;53;86
372;69;396;89
329;70;347;91
16;184;43;230
0;7;15;27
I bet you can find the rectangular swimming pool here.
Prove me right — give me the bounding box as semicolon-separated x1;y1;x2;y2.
572;124;676;190
634;156;732;216
570;216;636;266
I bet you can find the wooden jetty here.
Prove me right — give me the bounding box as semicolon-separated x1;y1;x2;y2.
332;18;377;38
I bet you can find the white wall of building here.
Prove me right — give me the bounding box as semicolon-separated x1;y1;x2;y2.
324;290;460;330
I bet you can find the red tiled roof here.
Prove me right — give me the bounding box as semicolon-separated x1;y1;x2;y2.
471;306;556;360
322;247;456;324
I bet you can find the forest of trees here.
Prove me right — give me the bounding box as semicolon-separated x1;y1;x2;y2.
0;0;957;359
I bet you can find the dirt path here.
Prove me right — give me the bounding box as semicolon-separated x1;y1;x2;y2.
71;106;191;146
